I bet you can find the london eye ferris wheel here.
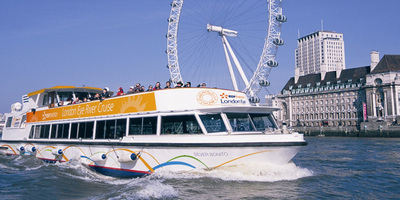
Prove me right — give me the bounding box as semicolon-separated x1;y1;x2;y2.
166;0;287;103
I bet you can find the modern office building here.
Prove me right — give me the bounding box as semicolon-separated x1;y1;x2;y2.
295;31;345;77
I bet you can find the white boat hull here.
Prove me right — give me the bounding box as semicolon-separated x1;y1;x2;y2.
1;134;305;177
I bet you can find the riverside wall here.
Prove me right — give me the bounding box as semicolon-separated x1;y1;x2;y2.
292;122;400;137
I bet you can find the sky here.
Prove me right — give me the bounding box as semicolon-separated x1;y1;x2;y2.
1;0;399;114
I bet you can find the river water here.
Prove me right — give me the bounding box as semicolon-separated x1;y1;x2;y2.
1;137;399;199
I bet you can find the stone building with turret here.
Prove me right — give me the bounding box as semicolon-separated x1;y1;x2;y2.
274;52;400;127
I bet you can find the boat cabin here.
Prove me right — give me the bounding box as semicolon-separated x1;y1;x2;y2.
3;86;107;136
2;86;280;141
27;86;108;108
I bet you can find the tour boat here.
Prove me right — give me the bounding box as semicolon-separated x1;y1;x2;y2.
0;86;306;177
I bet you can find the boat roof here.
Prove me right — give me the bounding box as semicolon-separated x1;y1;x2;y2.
28;86;104;97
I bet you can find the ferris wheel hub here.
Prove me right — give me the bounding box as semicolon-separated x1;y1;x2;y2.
207;24;237;37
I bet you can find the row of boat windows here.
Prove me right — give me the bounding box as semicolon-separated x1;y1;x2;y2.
28;113;276;139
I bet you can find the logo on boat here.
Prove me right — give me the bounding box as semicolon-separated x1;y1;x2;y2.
42;111;58;120
219;92;247;104
197;91;247;105
196;90;218;105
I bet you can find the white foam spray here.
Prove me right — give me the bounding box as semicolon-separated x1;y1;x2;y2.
152;162;314;182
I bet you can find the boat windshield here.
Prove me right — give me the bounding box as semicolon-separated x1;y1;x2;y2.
226;113;276;132
199;114;226;133
57;92;73;102
161;115;202;134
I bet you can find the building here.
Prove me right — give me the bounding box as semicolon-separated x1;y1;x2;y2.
364;53;400;122
275;52;400;127
295;31;345;77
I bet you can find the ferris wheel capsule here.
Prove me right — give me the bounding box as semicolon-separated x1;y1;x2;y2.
170;2;180;7
273;38;284;46
259;80;270;87
276;14;287;22
165;49;175;54
267;60;278;67
249;96;260;103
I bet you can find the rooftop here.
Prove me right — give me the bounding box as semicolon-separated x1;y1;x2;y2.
282;66;370;93
281;54;400;95
370;55;400;74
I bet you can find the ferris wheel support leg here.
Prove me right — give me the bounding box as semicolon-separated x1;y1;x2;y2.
222;36;253;96
222;37;239;91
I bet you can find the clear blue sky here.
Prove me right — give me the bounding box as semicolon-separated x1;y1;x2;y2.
1;0;399;114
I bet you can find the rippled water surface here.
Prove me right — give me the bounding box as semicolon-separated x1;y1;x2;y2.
1;137;399;199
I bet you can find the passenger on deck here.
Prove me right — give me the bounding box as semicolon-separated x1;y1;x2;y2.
147;85;153;91
184;82;191;87
116;87;124;96
83;97;89;102
67;96;73;105
153;82;161;90
141;86;145;92
126;86;134;94
74;97;82;104
176;81;183;87
101;88;111;99
91;93;101;101
164;81;171;89
58;101;64;106
201;83;206;88
134;83;142;93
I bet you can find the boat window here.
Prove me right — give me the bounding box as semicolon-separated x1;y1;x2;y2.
226;113;256;132
96;119;126;139
42;92;56;107
29;125;35;139
42;94;50;106
115;119;126;138
51;124;57;138
75;92;90;101
34;125;41;138
32;124;50;139
55;123;69;139
199;114;226;133
96;120;105;139
79;122;94;139
69;122;95;139
42;125;50;138
161;115;202;134
104;120;115;139
57;92;74;103
5;117;12;128
249;113;276;130
128;117;157;135
70;123;78;139
20;115;27;128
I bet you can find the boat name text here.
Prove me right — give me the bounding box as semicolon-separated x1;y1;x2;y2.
62;102;115;118
193;152;229;157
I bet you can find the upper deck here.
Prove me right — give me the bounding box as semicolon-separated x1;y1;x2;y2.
25;87;275;123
